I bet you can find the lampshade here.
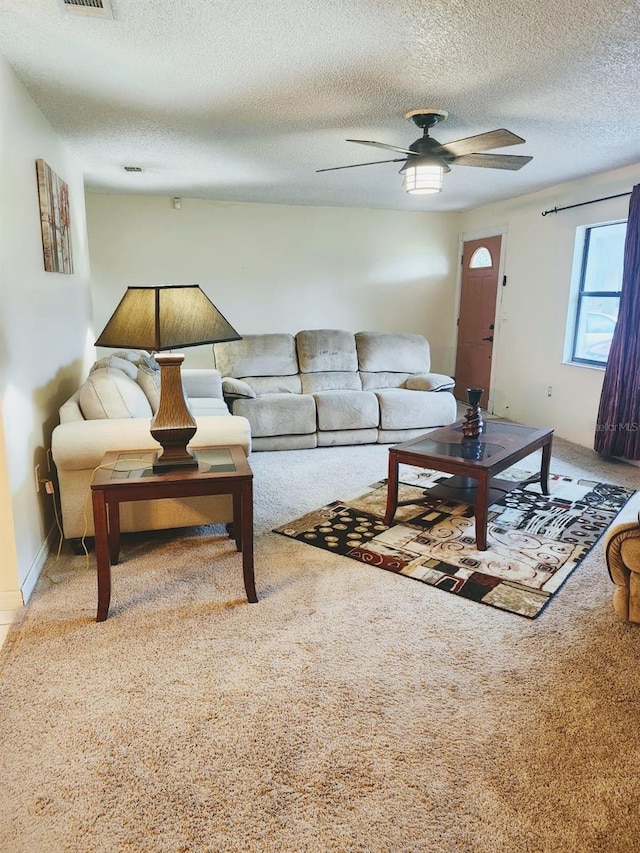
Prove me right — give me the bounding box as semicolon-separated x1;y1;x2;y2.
95;284;241;472
95;284;241;350
401;157;444;195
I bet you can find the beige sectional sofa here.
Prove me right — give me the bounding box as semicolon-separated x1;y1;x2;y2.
51;350;251;543
214;329;457;451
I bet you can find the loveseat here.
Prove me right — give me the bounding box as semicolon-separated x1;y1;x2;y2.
51;350;251;544
213;330;457;451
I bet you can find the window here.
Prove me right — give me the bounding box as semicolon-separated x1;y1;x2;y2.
469;246;492;268
569;220;627;366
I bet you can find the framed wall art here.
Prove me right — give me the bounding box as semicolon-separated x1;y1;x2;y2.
35;159;73;274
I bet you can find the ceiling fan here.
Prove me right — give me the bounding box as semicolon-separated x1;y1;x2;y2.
317;108;533;195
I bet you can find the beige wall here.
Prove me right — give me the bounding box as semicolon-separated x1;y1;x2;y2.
85;195;461;374
0;55;94;602
86;171;640;453
459;163;640;448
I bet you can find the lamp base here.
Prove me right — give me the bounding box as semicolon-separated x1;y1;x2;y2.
152;448;198;473
150;353;199;473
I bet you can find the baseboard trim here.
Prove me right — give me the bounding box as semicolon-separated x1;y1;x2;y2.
20;523;56;604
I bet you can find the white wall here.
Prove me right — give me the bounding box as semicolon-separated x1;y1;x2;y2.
0;55;94;602
85;195;460;374
459;163;640;448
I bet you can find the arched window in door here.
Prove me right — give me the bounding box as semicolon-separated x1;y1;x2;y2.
469;246;493;268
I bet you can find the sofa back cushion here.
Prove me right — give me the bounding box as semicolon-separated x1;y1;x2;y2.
355;332;430;374
136;362;162;413
90;354;139;379
79;368;153;420
214;334;298;378
296;329;358;373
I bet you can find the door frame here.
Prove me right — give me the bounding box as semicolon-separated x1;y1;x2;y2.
452;226;508;414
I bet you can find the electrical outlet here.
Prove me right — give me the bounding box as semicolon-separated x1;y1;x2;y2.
34;464;41;492
547;386;552;397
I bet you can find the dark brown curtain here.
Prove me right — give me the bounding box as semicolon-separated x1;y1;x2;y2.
594;183;640;458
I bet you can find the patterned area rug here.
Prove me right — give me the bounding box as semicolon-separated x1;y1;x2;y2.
274;468;635;618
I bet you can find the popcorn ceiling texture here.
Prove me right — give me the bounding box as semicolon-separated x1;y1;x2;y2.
1;0;639;210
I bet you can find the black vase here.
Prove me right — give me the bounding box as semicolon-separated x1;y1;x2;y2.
467;387;483;408
463;387;484;438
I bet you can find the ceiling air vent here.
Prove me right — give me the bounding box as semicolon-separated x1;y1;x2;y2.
58;0;114;19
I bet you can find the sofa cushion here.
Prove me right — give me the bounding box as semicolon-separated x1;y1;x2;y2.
297;329;358;373
181;369;223;400
356;332;430;373
79;368;153;420
113;349;152;363
301;371;362;393
90;355;138;380
374;388;457;430
214;334;298;377
313;390;379;431
239;375;302;395
405;372;455;392
318;428;379;447
232;393;316;437
360;371;412;391
188;398;230;417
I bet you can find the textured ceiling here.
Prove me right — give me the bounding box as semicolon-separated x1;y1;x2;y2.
1;0;640;211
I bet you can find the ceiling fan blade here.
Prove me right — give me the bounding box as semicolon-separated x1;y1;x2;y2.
316;158;405;173
346;139;416;156
437;129;525;157
452;153;533;170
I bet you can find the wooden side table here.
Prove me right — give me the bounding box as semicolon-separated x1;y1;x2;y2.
90;445;256;621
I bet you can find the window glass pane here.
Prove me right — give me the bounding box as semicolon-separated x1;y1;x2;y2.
583;222;627;292
574;295;620;363
469;247;492;268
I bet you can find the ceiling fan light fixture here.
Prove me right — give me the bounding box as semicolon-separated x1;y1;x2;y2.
402;158;444;195
318;108;531;194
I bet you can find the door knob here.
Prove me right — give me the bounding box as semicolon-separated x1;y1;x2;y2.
482;336;494;342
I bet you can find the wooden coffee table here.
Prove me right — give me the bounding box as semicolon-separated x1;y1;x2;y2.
91;445;256;621
383;420;553;550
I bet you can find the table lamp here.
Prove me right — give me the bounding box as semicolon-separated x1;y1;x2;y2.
95;284;241;471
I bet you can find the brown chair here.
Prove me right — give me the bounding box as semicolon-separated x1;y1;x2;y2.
604;504;640;623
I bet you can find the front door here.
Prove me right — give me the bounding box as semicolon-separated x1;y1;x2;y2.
454;236;501;410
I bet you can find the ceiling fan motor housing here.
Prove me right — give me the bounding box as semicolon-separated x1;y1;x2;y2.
403;109;453;170
403;138;451;173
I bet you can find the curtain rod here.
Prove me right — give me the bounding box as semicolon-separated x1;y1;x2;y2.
541;191;632;217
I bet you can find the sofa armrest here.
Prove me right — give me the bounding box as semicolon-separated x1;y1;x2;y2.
404;372;455;392
605;517;640;583
222;377;257;399
604;516;640;622
182;369;223;399
59;391;84;423
52;414;251;472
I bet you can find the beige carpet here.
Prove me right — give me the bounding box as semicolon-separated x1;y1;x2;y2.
1;438;639;852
